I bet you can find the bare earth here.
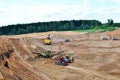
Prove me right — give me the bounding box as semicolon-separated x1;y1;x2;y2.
0;30;120;80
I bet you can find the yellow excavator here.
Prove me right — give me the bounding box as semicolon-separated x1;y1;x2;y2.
44;34;52;45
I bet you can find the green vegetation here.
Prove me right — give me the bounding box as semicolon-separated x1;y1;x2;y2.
0;20;102;35
0;19;119;35
73;29;105;33
98;24;116;31
113;23;120;27
73;23;116;33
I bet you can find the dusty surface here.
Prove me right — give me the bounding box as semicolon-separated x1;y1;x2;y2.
0;30;120;80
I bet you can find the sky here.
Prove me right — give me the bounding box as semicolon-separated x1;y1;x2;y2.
0;0;120;26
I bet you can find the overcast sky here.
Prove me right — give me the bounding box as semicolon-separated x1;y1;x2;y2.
0;0;120;26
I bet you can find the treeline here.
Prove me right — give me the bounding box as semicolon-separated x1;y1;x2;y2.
113;23;120;27
0;20;102;35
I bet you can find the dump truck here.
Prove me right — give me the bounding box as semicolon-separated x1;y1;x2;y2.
54;57;68;66
54;54;74;66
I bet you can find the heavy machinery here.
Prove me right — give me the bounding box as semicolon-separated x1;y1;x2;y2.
42;50;52;58
112;37;119;40
43;34;52;45
66;54;74;63
32;48;74;66
43;38;52;45
54;57;68;66
32;50;64;59
32;50;51;58
54;54;74;66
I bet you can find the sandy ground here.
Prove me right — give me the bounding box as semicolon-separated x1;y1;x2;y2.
1;30;120;80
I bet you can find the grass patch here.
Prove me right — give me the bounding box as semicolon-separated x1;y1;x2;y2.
60;24;116;33
72;27;115;33
72;29;104;33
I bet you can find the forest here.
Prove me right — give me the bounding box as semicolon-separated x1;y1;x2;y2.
0;20;102;35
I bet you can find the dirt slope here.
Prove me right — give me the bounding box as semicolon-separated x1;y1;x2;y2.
0;30;120;80
0;37;47;80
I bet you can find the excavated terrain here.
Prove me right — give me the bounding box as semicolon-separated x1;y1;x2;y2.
0;30;120;80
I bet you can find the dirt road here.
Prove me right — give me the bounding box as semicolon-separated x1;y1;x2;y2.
66;66;120;80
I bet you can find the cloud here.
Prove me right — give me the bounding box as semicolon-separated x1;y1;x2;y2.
111;0;120;4
0;0;120;26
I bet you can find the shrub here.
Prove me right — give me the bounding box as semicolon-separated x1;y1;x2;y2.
101;29;107;32
107;27;116;31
